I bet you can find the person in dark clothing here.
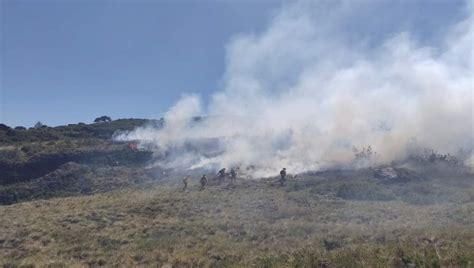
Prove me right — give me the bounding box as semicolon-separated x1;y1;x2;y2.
182;175;190;191
280;168;287;186
218;168;226;185
200;174;208;190
230;168;237;183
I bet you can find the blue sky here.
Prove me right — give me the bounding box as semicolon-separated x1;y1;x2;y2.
0;0;467;127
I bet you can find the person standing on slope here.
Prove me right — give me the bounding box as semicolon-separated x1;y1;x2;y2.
200;174;208;190
280;168;287;186
230;168;237;183
182;175;190;191
218;168;226;185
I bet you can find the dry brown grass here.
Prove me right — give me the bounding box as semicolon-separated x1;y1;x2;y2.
1;177;473;267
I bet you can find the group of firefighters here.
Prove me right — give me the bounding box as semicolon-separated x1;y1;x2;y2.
182;167;288;191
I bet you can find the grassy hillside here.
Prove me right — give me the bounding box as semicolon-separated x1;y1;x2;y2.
1;175;473;267
0;119;159;145
0;118;473;267
0;119;155;203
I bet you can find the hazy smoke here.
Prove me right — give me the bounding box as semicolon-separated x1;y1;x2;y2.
116;1;474;177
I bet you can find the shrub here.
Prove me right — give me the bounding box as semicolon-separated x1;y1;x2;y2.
0;123;11;131
34;121;46;129
353;145;376;160
94;116;112;123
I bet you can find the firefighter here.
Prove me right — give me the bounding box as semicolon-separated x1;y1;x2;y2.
230;168;237;183
218;168;226;185
280;168;287;186
200;174;208;190
182;175;190;191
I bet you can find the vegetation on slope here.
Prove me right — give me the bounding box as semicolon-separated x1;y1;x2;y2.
0;119;155;203
1;176;473;267
0;118;473;267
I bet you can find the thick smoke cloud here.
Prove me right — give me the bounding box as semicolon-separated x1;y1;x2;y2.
116;1;474;177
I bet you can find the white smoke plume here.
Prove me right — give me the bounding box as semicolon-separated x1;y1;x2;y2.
116;0;474;177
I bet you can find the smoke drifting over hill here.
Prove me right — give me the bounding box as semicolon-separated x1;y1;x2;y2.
116;1;474;177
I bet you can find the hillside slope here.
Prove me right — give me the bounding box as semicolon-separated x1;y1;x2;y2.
0;119;156;204
1;119;473;267
1;176;474;267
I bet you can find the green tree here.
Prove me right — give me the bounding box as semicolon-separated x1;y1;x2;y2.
94;116;112;123
34;121;45;129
